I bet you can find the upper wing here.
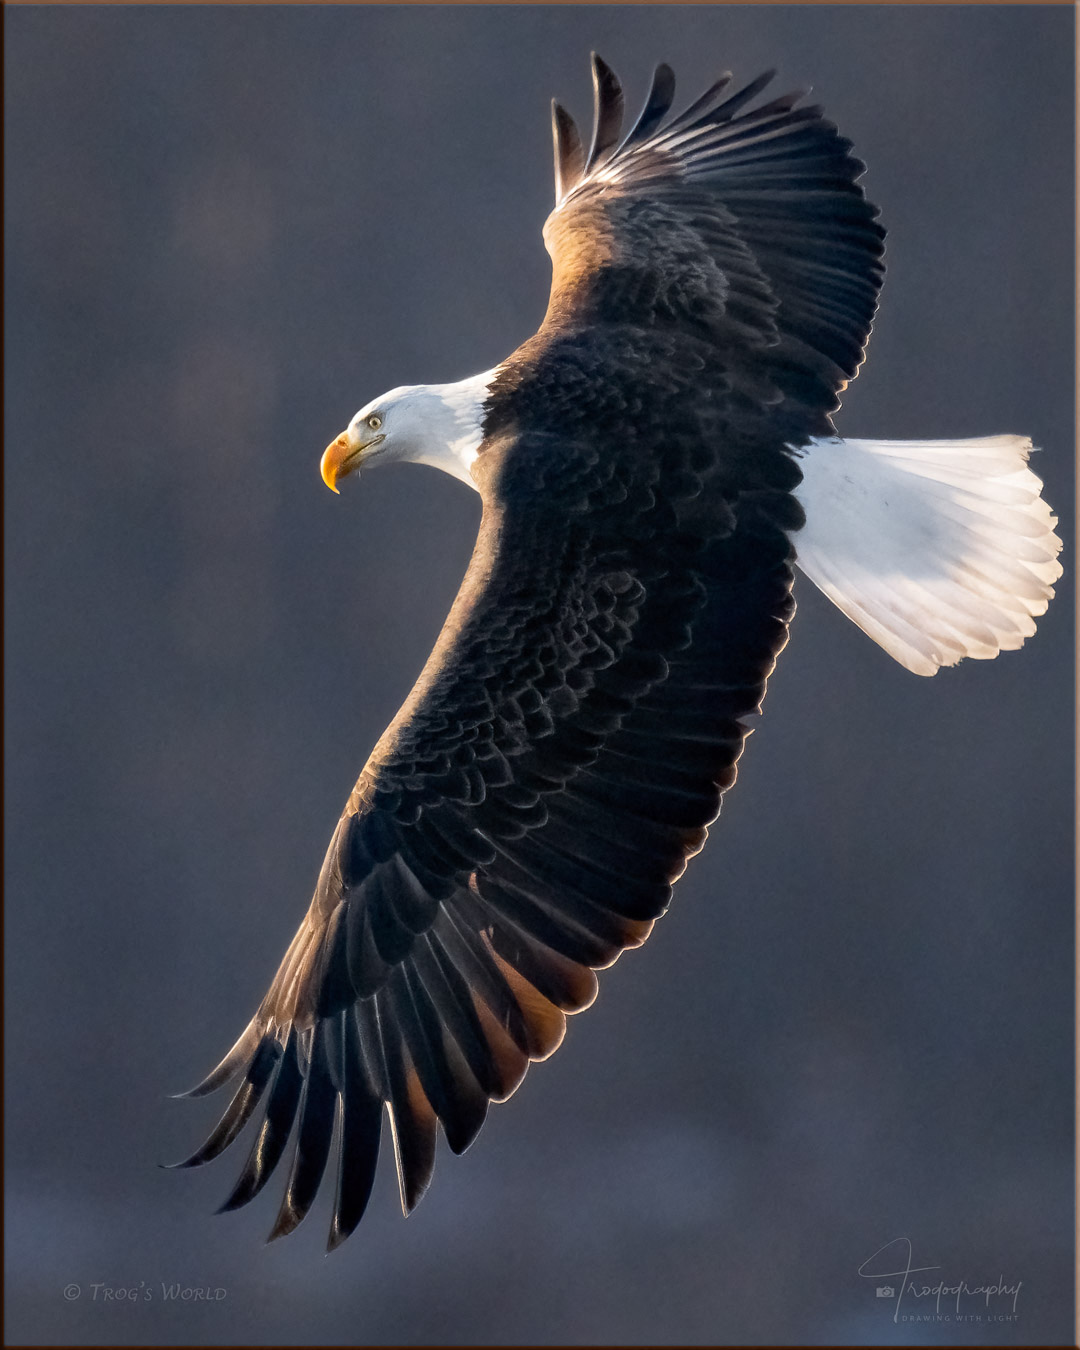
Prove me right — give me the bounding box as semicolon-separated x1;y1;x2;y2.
175;457;795;1248
543;56;885;410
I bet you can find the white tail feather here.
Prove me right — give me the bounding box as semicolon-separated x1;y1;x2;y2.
790;436;1063;676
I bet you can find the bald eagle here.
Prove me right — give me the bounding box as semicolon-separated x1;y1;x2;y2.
174;57;1061;1247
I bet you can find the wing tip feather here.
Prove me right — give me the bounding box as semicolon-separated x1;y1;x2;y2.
172;1018;262;1099
552;99;585;203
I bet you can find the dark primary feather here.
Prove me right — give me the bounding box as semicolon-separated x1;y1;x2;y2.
585;52;625;173
177;54;883;1248
551;102;584;208
618;62;677;154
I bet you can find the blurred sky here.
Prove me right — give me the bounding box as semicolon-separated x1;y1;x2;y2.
4;5;1074;1346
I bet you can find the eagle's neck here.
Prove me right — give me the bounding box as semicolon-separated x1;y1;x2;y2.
401;369;497;489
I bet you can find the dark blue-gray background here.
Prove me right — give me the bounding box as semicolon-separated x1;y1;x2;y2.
4;5;1074;1346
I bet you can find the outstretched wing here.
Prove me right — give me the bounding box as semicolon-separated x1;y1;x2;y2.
175;58;883;1249
176;477;795;1248
544;55;884;409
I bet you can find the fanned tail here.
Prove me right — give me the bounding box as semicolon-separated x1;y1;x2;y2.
791;435;1063;676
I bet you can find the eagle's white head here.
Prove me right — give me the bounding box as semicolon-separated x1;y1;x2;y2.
320;369;498;495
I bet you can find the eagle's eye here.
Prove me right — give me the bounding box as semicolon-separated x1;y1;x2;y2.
367;414;383;431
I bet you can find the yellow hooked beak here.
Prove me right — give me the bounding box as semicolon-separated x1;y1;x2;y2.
320;430;385;493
